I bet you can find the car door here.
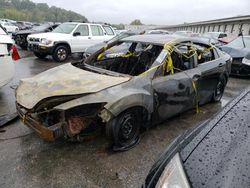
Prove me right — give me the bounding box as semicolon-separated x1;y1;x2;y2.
71;24;90;52
89;24;108;45
195;44;226;104
151;47;200;123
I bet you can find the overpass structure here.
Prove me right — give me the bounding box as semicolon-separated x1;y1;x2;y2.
159;15;250;35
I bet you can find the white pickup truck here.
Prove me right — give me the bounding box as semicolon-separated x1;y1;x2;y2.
27;22;116;62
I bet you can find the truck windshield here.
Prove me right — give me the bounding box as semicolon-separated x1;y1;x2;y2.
52;23;76;34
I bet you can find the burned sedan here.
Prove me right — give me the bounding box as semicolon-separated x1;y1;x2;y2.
143;87;250;188
16;35;231;151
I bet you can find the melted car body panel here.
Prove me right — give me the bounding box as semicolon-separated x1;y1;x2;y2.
16;63;130;109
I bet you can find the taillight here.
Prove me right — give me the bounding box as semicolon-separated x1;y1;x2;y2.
9;44;20;61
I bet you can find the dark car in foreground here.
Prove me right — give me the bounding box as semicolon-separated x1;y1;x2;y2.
12;23;58;49
220;36;250;76
143;86;250;187
16;35;231;151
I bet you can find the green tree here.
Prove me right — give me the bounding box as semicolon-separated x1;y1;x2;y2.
130;19;143;25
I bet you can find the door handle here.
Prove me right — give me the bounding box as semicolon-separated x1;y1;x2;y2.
218;63;223;67
88;37;92;39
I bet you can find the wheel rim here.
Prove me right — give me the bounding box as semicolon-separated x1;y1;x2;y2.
118;113;138;145
57;48;67;60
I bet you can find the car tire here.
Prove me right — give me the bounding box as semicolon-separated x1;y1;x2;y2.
106;108;141;151
52;45;69;62
34;52;47;59
212;76;226;102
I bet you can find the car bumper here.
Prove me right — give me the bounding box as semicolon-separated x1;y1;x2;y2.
231;63;250;76
28;43;54;55
16;103;64;141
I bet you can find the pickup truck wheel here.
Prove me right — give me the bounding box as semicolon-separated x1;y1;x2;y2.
53;45;69;62
106;108;141;151
34;52;47;59
212;76;226;102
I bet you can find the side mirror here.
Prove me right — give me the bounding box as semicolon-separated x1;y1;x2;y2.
73;32;81;37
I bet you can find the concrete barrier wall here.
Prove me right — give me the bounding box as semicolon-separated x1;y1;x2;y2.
160;15;250;35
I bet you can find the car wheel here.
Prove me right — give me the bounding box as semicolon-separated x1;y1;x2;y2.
34;52;47;59
106;108;141;151
212;76;226;102
52;45;69;62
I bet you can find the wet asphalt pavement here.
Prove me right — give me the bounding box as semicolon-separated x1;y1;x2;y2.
0;50;250;188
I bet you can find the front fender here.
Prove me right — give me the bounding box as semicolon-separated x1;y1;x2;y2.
54;87;153;117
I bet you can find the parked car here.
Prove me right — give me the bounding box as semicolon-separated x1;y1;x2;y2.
173;30;194;37
220;36;250;76
15;21;34;30
12;23;59;50
201;32;228;45
27;22;116;62
0;21;19;33
16;35;231;151
147;30;169;34
82;30;142;59
143;86;250;188
0;24;19;88
0;18;16;24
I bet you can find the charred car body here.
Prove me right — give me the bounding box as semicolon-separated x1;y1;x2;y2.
16;35;231;151
143;87;250;188
12;23;58;50
220;36;250;76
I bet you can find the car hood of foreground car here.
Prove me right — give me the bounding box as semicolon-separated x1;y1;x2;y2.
16;63;130;109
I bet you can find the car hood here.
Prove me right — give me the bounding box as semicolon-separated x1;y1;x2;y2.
0;34;14;44
28;32;69;40
16;63;130;109
14;29;38;35
220;46;250;58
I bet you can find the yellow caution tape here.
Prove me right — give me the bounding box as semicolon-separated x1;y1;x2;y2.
191;80;200;113
121;51;134;58
97;46;107;60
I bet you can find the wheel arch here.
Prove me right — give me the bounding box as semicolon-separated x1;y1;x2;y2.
53;41;72;54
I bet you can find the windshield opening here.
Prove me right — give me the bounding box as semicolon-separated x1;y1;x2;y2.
76;41;163;76
52;23;77;34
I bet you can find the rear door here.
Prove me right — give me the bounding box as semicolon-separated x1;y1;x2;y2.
195;44;226;104
89;24;108;45
71;24;90;52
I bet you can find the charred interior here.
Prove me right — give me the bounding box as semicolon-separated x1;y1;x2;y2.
78;42;163;76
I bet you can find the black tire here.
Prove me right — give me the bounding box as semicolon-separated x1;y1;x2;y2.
34;52;47;59
52;45;69;62
106;108;142;151
212;76;226;102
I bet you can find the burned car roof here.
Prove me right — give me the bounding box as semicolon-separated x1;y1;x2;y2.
143;87;250;187
121;34;211;46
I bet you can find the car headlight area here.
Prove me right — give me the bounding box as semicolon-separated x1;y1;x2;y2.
40;38;52;45
155;153;190;188
242;57;250;66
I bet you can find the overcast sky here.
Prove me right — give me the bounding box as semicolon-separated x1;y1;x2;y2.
32;0;250;25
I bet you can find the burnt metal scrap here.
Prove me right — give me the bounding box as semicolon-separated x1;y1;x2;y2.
16;35;231;151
